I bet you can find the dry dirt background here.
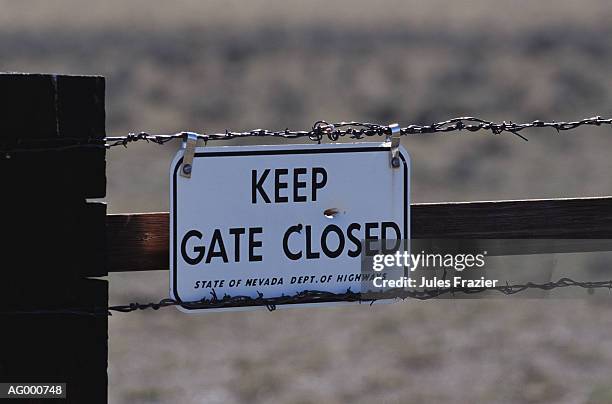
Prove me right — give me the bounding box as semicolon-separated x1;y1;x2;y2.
3;1;612;402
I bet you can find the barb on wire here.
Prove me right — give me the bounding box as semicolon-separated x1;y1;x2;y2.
2;116;612;155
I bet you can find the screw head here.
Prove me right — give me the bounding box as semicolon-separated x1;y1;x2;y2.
182;163;192;175
391;156;400;168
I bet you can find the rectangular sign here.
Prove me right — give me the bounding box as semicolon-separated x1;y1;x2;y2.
170;142;409;312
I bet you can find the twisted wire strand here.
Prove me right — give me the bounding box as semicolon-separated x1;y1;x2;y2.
106;277;612;314
0;277;599;316
2;116;612;154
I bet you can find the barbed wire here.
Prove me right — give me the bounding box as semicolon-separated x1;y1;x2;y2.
3;277;606;317
107;277;612;314
2;116;612;155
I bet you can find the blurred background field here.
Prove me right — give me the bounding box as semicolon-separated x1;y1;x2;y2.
3;0;612;402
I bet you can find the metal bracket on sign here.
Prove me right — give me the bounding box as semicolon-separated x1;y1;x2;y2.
388;123;401;168
180;132;198;178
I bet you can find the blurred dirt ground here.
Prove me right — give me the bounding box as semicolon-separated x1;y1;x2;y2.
3;1;612;402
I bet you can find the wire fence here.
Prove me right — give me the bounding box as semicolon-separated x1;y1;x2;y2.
2;115;612;155
108;277;612;313
2;277;612;317
4;115;612;314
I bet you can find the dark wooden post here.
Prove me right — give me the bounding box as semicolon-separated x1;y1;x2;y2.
0;73;107;403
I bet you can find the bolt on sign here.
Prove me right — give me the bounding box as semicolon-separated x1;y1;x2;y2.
170;142;410;312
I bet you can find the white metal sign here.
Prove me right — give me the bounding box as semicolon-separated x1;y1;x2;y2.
170;142;409;312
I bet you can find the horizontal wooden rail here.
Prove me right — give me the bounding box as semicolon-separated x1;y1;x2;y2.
107;196;612;272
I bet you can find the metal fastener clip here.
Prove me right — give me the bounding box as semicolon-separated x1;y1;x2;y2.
388;123;401;168
180;132;198;178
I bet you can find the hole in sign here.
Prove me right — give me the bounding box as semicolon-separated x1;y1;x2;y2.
324;208;341;218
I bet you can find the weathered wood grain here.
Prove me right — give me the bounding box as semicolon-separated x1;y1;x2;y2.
107;196;612;272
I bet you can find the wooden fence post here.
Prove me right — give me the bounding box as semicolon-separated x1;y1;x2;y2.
0;73;107;403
